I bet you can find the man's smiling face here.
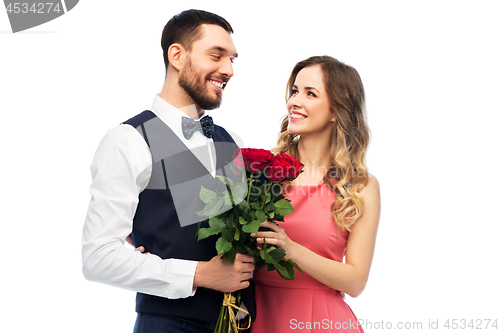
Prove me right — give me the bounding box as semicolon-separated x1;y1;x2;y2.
179;24;238;110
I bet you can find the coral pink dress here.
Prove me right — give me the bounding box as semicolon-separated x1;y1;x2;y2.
251;183;364;332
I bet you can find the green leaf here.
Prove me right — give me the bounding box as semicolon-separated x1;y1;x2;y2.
197;197;224;217
274;261;291;280
199;185;217;203
273;193;285;202
216;236;233;254
238;229;248;243
290;259;304;274
255;209;267;222
250;202;260;210
196;221;201;237
238;200;250;210
265;201;275;212
208;216;226;232
274;199;295;216
223;191;234;207
216;175;234;187
255;257;267;270
270;184;283;200
249;185;262;201
231;181;248;204
260;249;276;264
222;228;233;242
239;216;247;225
233;241;248;254
265;193;272;204
266;264;276;271
242;219;262;234
220;246;237;262
269;248;286;260
279;260;296;280
234;228;240;241
264;245;276;252
242;208;252;222
273;214;285;222
197;227;220;240
228;215;239;229
246;247;259;257
259;184;269;200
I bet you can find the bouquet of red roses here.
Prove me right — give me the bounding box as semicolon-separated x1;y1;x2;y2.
196;148;304;333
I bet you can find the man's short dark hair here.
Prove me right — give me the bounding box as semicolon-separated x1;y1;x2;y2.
161;9;234;71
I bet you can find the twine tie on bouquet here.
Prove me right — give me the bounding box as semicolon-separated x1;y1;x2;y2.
222;292;251;332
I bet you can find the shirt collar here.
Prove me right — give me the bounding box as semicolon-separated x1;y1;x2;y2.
152;94;208;132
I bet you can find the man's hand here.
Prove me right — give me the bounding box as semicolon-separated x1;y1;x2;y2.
194;253;254;292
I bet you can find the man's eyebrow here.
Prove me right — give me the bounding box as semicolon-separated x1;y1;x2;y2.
209;46;238;58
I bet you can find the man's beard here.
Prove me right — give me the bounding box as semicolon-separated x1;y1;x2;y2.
179;59;223;111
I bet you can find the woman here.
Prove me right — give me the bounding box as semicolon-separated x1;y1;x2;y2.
250;56;381;332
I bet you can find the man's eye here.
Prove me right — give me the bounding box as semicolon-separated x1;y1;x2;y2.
212;55;221;60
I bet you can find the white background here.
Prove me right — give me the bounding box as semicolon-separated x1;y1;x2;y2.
1;1;499;332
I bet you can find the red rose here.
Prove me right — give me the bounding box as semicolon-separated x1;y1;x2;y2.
267;152;304;182
232;149;246;175
238;148;275;173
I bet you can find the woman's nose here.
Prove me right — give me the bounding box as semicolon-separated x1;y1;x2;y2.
288;94;302;110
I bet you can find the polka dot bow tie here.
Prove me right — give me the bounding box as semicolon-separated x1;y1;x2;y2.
181;116;214;139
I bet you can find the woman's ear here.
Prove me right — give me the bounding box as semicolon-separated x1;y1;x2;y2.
168;43;185;72
330;107;337;123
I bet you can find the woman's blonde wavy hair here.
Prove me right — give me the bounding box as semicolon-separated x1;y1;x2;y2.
273;56;370;231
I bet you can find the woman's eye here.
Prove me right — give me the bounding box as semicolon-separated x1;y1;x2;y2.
308;92;317;97
291;89;298;95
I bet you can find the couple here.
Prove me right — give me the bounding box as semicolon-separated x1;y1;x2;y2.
81;9;381;333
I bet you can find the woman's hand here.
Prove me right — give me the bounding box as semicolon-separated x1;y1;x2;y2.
134;246;150;255
250;221;299;260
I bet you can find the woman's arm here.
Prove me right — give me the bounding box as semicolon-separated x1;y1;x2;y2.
253;175;381;297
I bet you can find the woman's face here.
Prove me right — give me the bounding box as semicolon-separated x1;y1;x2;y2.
287;65;334;137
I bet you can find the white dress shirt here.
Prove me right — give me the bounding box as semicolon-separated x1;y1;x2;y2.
81;95;220;299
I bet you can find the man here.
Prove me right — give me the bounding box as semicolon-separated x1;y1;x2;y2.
82;10;254;333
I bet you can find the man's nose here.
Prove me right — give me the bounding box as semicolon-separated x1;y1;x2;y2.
219;58;234;78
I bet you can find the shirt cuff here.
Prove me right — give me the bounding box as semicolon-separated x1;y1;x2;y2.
167;259;198;298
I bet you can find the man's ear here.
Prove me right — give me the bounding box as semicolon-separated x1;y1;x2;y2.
168;43;185;72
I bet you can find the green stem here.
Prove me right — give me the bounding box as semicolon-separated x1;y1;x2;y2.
216;306;223;333
260;184;271;210
246;173;254;203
